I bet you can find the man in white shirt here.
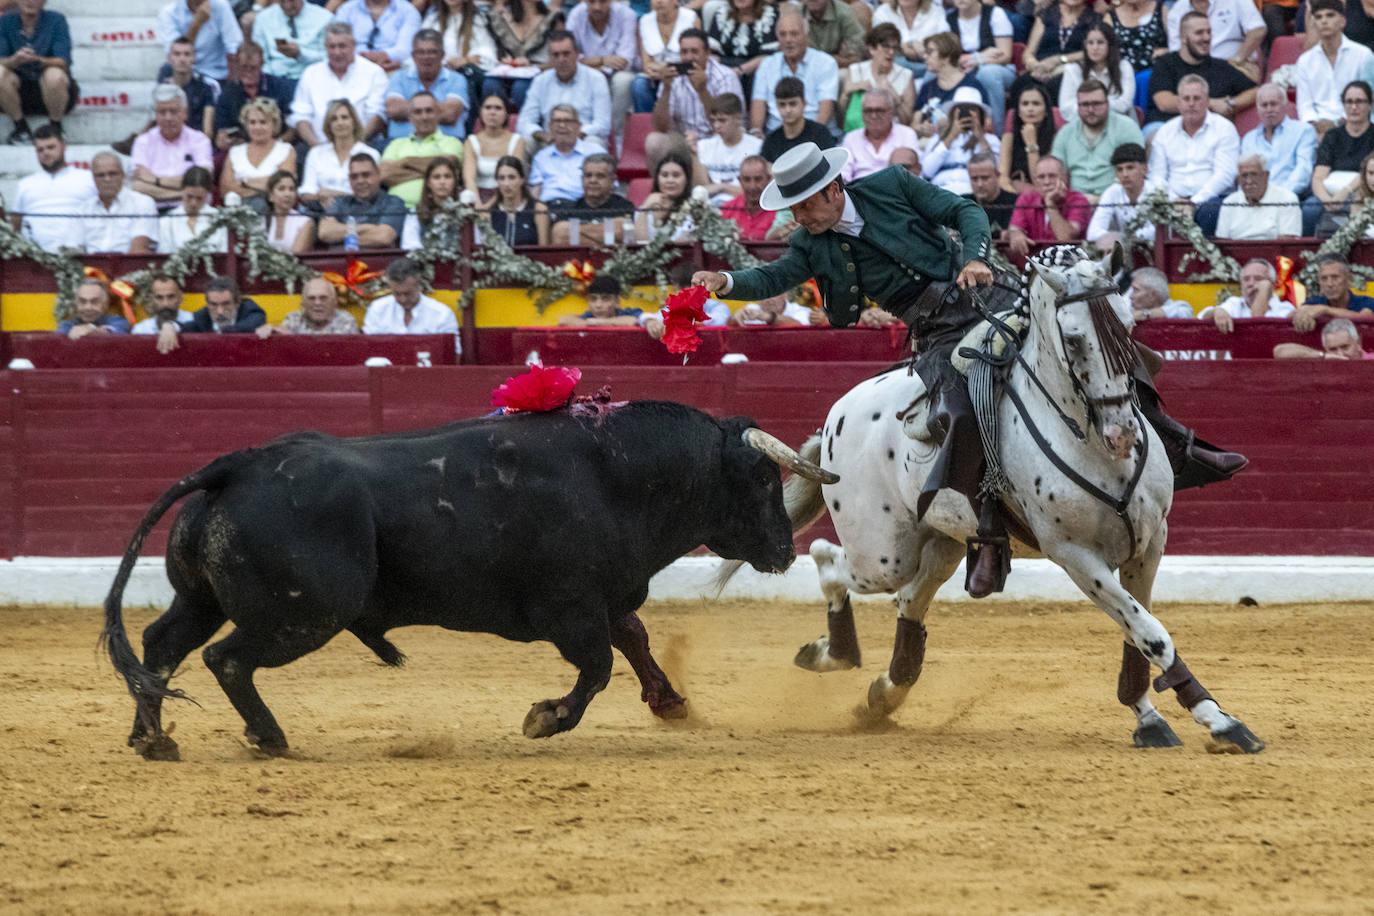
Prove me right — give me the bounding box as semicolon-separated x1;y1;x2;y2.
1215;154;1301;239
362;257;460;342
290;22;388;145
1127;267;1198;322
79;152;158;254
1240;82;1318;196
1086;142;1157;251
516;31;611;151
9;123;95;252
1147;73;1239;236
1198;257;1293;331
1295;0;1373;138
696;93;763;202
131;274;195;336
1166;0;1265;77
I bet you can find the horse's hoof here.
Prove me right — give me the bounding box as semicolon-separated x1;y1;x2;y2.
1132;717;1183;749
650;697;690;720
794;638;858;673
132;732;181;762
1207;720;1265;755
522;700;567;739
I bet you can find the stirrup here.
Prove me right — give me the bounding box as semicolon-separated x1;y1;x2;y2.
964;535;1010;595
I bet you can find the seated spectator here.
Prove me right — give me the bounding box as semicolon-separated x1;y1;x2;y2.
549;152;635;244
253;0;331;82
558;275;643;327
1296;0;1373;140
401;157;459;247
479;154;549;245
1197;257;1292;331
317;153;407;249
333;0;421;72
647;28;744;165
129;84;215;209
1104;0;1167;80
174;275;267;338
566;0;638;146
463;93;525;203
517;31;611;151
1086;142;1158;250
362;256;460;336
998;84;1053;194
1147;74;1239;236
1215;154;1301;239
871;0;946;83
301;98;380;209
1305;80;1374;236
221;96;296;201
10;123;94;252
633;0;700;113
262;169;316;253
131;274;193;335
1007;155;1092;257
380;92;462;207
636;150;697;240
1050;78;1145;202
1291;254;1374;330
424;0;498;81
728;293;811;326
158;36;218;139
57;278;130;338
888;145;921;174
212;42;295;152
1165;0;1264;79
290;23;387;147
946;0;1015;129
1274;317;1373;358
720;153;772;240
385;30;468;143
750;11;838;135
1146;13;1255;130
159;166;226;251
760;75;836;161
840;25;914;130
0;0;76;144
1127;266;1197;321
1240;82;1317;198
257;277;360;336
1058;24;1135;122
80;152;158;254
1348;148;1374;237
483;0;559;111
706;0;780;104
913;32;984;130
158;0;242;82
799;0;864;68
964;150;1018;237
840;87;917;181
1015;0;1102;103
695;93;762;202
921;87;999;194
529;104;599;204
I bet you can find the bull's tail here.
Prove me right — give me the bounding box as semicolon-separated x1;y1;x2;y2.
99;450;255;721
712;434;830;595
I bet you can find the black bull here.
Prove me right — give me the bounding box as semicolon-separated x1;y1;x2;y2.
102;400;836;760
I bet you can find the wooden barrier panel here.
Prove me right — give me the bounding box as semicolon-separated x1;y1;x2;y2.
7;333;458;368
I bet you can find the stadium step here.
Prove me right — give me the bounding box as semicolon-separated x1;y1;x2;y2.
69;18;164;82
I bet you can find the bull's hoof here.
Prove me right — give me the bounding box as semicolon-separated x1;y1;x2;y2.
1132;714;1183;749
523;700;569;739
1207;720;1266;755
132;731;181;762
794;638;859;673
649;696;690;720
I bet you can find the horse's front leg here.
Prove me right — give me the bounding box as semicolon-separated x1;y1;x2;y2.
1053;542;1265;754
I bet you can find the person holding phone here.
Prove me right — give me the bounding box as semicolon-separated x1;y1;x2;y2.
646;28;743;169
252;0;331;81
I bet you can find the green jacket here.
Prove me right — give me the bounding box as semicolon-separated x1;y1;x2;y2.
726;166;992;326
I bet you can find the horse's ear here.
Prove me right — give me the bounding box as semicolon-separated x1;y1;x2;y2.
1029;260;1068;298
1100;241;1125;279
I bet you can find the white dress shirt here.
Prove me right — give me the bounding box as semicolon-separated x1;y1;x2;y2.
1199;294;1294;320
1086;179;1159;243
1148;112;1239;204
133;309;194;333
1295;36;1374;125
1214;184;1301;239
363;294;460;336
290;57;389;139
80;187;159;253
13;164;97;253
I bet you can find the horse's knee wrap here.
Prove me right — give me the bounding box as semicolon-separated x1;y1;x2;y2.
889;618;928;688
827;598;862;668
1152;654;1213;710
1118;642;1151;705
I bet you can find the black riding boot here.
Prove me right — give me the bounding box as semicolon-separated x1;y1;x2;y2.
965;497;1010;598
1134;371;1249;491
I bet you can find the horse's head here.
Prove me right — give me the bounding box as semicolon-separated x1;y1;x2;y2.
1025;245;1140;461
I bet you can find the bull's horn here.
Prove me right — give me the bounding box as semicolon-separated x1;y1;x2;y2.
743;429;840;484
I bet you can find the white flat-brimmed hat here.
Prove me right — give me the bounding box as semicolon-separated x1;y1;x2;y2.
940;85;992;118
759;142;850;211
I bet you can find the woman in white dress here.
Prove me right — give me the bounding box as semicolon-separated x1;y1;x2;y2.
219;97;296;202
633;0;700;111
300;99;380;210
462;93;525;203
158;166;227;252
841;24;916;129
424;0;499;72
263;170;316;254
1057;24;1136;122
871;0;949;80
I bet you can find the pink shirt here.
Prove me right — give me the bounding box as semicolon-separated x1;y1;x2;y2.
840;123;920;182
1010;189;1093;242
722;195;773;241
130;126;213;178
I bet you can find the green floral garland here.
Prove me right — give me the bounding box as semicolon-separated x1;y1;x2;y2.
1120;189;1241;285
0;220;85;317
1297;203;1374;286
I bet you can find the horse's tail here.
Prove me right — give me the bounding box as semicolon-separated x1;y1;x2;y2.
713;434;830;595
99;450;254;720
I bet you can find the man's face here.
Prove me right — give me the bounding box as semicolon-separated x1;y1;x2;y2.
1318;262;1352;301
1077;89;1109;128
967;159;999;201
1129;275;1162;310
1256;88;1287;128
348;160;380;199
679;36;707;67
168;41;194;74
17;0;43;18
581;162;613;203
1178;82;1208;121
238;52;263;86
1236;161;1268;203
34;134;64;171
777;17;806;58
412;39;442;80
584;0;610;24
301;280;338;324
791;181;846;234
206;290;238;325
738;160;769;203
91;156;124;199
326;33;355;70
1183;19;1212;59
586;292;619;318
1323;329;1364;359
549;38;578;81
776;95;804;125
151;279;183;315
391;275;421;310
1312;8;1345;39
1031;159;1064;198
708;109;742;139
155;100;187;138
1114;160;1146;196
409;95;439;137
549;109;580;146
1239;263;1270;300
74;285;108;324
279;0;304;16
861;95;894;136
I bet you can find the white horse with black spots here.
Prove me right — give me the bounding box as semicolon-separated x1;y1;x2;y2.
723;245;1263;753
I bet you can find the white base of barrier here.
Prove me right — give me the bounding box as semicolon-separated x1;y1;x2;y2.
2;555;1371;608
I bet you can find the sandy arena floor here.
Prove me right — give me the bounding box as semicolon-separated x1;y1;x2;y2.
1;596;1372;914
